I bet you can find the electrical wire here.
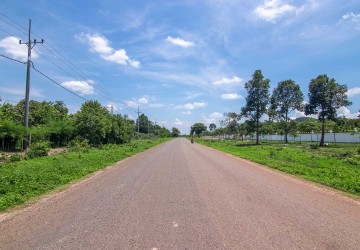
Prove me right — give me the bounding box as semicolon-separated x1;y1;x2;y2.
31;61;88;101
0;54;26;64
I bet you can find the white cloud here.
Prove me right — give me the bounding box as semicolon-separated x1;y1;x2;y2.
209;112;224;119
254;0;295;22
124;96;158;108
0;36;39;61
176;101;207;110
203;112;224;125
337;107;359;119
181;110;192;115
138;97;149;104
61;80;95;95
213;76;242;86
340;12;360;30
347;87;360;97
79;33;140;68
106;102;123;112
254;0;316;22
174;118;183;125
166;36;194;48
221;93;243;100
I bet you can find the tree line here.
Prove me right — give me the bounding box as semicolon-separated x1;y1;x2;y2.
191;70;358;146
0;99;179;151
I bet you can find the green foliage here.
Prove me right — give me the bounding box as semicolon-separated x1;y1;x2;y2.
67;138;91;153
171;127;181;137
190;122;207;136
241;70;270;144
305;74;352;146
73;100;111;146
26;141;51;159
0;138;170;211
9;154;21;162
270;80;304;143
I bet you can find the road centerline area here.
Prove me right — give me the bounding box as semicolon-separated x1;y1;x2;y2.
0;138;359;249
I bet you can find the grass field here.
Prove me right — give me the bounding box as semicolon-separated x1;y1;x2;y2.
196;139;360;196
0;139;170;212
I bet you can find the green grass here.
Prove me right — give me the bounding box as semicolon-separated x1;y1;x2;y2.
196;139;360;196
0;139;170;212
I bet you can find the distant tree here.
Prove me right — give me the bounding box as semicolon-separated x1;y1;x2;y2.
209;123;217;132
305;74;352;146
221;112;239;136
73;100;111;146
270;80;304;143
171;127;180;137
190;123;207;137
241;70;270;145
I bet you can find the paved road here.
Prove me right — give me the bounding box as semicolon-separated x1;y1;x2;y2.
1;138;360;249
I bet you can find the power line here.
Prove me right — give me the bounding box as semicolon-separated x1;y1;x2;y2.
0;54;26;64
0;16;27;36
31;62;88;101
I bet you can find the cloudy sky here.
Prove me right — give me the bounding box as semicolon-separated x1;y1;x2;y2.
0;0;359;134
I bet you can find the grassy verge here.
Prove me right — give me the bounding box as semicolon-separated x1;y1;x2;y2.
196;139;360;196
0;139;170;212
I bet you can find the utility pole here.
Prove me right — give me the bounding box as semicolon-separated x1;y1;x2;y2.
19;19;43;149
135;106;142;138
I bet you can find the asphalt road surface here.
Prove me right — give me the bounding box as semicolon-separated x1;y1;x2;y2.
1;138;360;249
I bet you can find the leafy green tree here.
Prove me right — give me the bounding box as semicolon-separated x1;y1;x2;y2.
305;74;352;146
221;112;239;137
136;113;153;134
241;70;270;145
209;123;217;132
270;80;304;143
171;127;180;137
73;100;111;146
190;123;207;137
298;118;321;133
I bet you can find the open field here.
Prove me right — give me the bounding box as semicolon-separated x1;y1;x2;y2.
196;139;360;196
0;139;170;212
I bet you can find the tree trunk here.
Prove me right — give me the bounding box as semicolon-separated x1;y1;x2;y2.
285;111;288;144
256;117;259;145
320;120;325;146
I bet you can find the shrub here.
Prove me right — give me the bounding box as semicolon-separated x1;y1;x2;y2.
310;144;319;150
9;154;21;162
26;141;50;159
68;138;90;153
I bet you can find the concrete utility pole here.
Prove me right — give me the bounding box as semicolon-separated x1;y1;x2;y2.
135;106;142;136
19;19;43;149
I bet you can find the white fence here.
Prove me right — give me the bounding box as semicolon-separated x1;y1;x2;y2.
206;132;360;143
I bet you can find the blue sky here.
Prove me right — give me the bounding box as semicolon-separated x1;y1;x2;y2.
0;0;359;134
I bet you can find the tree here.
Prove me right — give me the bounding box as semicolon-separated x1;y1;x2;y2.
270;80;304;143
73;100;111;145
305;74;352;146
209;123;217;132
171;127;180;137
241;70;270;145
190;123;207;137
221;112;239;137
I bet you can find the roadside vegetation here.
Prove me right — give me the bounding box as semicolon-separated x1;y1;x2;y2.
196;139;360;196
0;138;170;212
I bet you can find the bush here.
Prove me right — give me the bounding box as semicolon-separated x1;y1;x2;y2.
67;138;90;153
9;154;21;162
26;141;50;159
